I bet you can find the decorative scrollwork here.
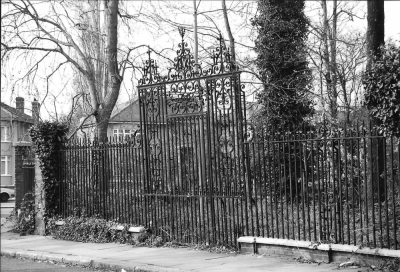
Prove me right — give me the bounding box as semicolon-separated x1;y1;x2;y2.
317;123;332;138
130;129;142;148
219;132;234;156
166;80;204;114
210;34;235;74
149;138;161;156
216;78;233;113
138;49;163;86
244;124;254;143
138;29;238;86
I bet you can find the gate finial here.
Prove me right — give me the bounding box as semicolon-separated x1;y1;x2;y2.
178;27;185;40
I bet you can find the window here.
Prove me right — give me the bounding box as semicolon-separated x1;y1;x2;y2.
113;129;134;141
113;129;123;139
124;129;132;140
1;156;11;175
1;126;10;142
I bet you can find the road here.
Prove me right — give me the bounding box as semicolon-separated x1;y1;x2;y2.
0;256;112;272
1;199;15;225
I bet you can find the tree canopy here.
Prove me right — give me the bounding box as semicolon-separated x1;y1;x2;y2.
363;42;400;137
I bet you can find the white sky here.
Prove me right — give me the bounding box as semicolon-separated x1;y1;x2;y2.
1;1;399;120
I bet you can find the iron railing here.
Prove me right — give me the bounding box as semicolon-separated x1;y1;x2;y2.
55;29;399;249
56;122;399;249
243;122;399;250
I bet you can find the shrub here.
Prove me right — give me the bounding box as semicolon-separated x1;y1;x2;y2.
12;192;36;235
363;42;400;137
46;215;161;246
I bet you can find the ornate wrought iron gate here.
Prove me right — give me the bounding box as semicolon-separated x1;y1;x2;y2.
138;30;247;245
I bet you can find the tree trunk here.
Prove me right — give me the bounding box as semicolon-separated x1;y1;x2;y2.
340;77;351;125
96;0;121;143
321;0;333;119
193;0;199;66
366;0;385;70
329;0;338;120
366;0;385;202
222;0;236;65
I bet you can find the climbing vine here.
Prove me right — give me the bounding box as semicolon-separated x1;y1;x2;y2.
29;121;68;217
11;192;36;235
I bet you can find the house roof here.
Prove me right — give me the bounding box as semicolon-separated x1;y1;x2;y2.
109;99;140;123
0;102;35;124
80;99;140;128
82;99;262;127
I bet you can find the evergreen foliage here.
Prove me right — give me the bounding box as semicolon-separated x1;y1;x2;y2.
11;192;36;235
252;0;314;128
363;42;400;137
29;121;68;216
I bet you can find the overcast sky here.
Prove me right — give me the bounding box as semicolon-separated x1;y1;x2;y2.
1;1;399;121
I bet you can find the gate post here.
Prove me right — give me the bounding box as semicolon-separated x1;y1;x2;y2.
34;155;46;235
14;144;31;209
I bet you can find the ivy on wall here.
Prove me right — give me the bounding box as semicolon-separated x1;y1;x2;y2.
29;121;68;216
12;192;36;235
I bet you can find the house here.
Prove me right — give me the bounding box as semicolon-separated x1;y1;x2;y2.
79;99;265;141
1;97;40;187
79;99;140;140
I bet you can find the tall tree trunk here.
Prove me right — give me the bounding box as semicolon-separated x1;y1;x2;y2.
96;0;121;143
321;0;333;119
94;0;103;101
366;0;385;201
222;0;236;65
339;73;351;125
193;0;199;66
102;0;110;106
367;0;385;70
329;0;338;120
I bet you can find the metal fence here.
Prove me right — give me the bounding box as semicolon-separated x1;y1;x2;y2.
56;137;143;224
56;122;399;249
54;29;399;249
244;123;399;250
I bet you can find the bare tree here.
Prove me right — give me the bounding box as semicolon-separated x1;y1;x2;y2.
222;0;236;65
142;1;260;97
2;0;262;136
336;32;366;123
322;0;338;119
1;0;144;142
307;0;366;123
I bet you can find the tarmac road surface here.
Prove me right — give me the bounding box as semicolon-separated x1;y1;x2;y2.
0;256;113;272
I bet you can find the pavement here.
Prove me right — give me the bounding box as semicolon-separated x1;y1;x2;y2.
1;199;15;225
1;221;371;272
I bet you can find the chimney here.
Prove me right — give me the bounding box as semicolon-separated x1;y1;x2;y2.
16;97;24;115
31;99;40;124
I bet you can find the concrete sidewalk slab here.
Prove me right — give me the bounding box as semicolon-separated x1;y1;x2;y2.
1;232;370;272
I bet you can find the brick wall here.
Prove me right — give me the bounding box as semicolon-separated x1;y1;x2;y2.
14;145;32;209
